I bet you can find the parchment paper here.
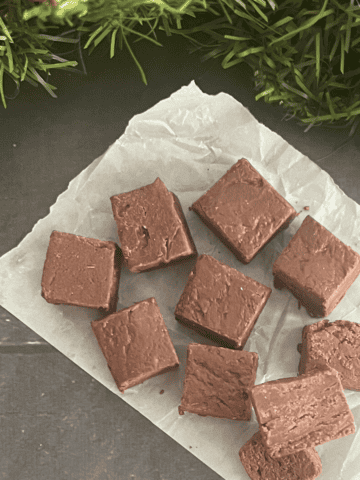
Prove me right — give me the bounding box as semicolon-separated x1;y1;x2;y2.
1;81;360;480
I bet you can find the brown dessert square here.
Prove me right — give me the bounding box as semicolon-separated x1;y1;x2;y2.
179;344;258;420
91;297;179;393
250;365;355;458
190;158;296;264
239;431;322;480
175;254;271;349
41;230;122;313
273;215;360;317
110;177;197;273
298;319;360;391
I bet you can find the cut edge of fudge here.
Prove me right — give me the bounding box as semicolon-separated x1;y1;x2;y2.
298;319;360;391
190;159;297;264
91;297;179;393
239;431;322;480
110;177;197;273
273;215;360;317
41;230;122;313
179;344;258;420
250;365;355;458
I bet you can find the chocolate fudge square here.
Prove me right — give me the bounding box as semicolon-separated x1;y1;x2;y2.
175;254;271;349
41;231;122;313
110;177;197;273
91;297;179;393
190;158;296;264
250;365;355;458
298;319;360;391
179;344;258;420
239;431;322;480
273;215;360;317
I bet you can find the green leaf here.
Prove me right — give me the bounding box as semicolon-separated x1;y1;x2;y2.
237;46;264;58
344;6;353;53
282;81;309;100
224;35;250;41
21;55;29;82
255;86;274;100
270;2;333;46
329;33;340;62
28;67;57;97
326;91;336;119
0;60;6;108
93;25;113;48
110;28;118;58
4;39;13;73
84;25;104;50
294;74;318;101
263;53;276;69
123;25;162;46
315;32;320;85
0;15;13;44
42;61;78;70
248;0;268;23
37;34;79;44
122;29;147;84
270;16;293;31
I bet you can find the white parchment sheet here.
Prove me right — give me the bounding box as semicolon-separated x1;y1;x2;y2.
1;81;360;480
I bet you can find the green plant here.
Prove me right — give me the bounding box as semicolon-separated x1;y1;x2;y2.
1;0;360;134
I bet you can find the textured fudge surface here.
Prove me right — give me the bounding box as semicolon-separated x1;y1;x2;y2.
179;344;258;420
273;215;360;317
110;177;197;273
175;254;271;349
190;158;296;264
250;365;355;458
298;319;360;391
41;230;122;313
91;297;179;393
239;431;322;480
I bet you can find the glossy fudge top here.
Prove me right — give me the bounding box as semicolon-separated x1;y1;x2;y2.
91;297;179;393
179;344;258;420
41;231;122;312
110;177;197;273
273;215;360;305
298;319;360;391
175;254;271;349
190;159;296;264
239;431;322;480
250;365;355;458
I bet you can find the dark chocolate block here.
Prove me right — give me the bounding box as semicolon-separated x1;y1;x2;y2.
179;344;258;420
91;297;179;393
190;159;296;264
110;177;197;273
298;319;360;391
41;231;122;313
175;254;271;349
239;431;322;480
273;215;360;317
250;365;355;458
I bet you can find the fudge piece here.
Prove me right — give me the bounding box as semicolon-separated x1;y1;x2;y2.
175;254;271;349
179;344;258;420
250;365;355;458
239;431;322;480
41;231;122;313
298;319;360;391
190;159;296;264
110;177;197;273
273;215;360;317
91;297;179;393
